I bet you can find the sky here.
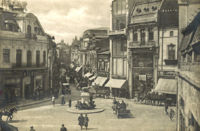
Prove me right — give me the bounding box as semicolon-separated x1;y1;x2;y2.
25;0;112;44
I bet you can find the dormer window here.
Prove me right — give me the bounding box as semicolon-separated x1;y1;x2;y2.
152;6;157;11
4;20;18;32
136;8;141;13
144;8;149;12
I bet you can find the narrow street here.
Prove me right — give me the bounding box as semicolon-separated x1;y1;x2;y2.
8;98;176;131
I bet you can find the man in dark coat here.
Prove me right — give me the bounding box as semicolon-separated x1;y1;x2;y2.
60;124;67;131
78;114;84;130
69;99;72;108
84;114;89;130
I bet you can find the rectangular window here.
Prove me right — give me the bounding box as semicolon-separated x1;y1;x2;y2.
27;50;32;67
3;49;10;63
117;0;122;14
149;28;154;41
194;52;200;62
170;31;174;37
16;49;22;67
36;50;40;67
113;1;117;15
168;44;175;60
113;58;117;75
133;31;138;41
122;0;126;14
43;51;46;66
141;29;145;45
117;58;123;76
123;59;127;76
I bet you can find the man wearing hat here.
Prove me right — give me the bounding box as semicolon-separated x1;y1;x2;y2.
60;124;67;131
30;126;35;131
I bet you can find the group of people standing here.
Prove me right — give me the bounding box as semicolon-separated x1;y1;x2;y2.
78;114;89;130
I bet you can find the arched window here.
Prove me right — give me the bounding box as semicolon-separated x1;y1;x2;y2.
27;50;32;67
27;25;31;34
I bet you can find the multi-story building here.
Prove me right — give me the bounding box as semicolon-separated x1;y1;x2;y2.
153;0;179;98
79;27;109;76
177;0;200;130
127;0;161;98
107;0;132;98
0;2;49;103
97;50;110;77
71;36;81;66
57;40;71;68
127;0;178;98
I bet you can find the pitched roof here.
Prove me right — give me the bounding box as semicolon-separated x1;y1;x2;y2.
181;12;200;53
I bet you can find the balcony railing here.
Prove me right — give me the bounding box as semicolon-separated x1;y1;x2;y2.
108;29;126;36
128;41;156;48
164;59;178;65
11;64;47;70
180;62;200;72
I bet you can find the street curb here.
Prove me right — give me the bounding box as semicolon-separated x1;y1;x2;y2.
66;107;105;114
16;98;51;109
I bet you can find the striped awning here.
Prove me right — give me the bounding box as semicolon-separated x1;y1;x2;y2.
84;72;93;78
75;66;82;72
92;77;108;87
89;75;97;81
154;78;177;95
105;79;127;89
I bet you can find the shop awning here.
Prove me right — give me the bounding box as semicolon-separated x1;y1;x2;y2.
154;78;177;95
105;79;127;89
84;72;93;78
81;92;90;97
75;66;82;72
89;75;97;81
62;83;69;86
92;77;108;86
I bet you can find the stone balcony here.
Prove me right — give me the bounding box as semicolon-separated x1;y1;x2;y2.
128;40;156;48
0;30;48;42
108;29;126;36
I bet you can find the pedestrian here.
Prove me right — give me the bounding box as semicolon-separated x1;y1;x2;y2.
61;94;65;105
52;95;55;106
78;114;84;130
69;99;72;108
84;114;89;130
165;101;168;115
60;124;67;131
30;126;35;131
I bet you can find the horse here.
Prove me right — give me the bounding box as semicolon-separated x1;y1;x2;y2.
0;107;18;121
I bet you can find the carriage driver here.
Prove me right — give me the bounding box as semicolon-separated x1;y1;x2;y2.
120;100;126;110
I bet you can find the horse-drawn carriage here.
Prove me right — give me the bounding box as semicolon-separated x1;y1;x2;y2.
112;100;130;118
0;106;17;121
75;92;96;110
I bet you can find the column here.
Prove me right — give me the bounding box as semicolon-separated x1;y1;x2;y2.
128;48;133;98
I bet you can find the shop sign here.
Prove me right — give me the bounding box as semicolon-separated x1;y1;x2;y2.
139;75;146;81
138;62;144;67
36;75;42;80
147;74;152;79
5;78;21;84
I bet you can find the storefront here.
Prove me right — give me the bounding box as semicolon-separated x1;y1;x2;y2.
4;77;22;103
105;79;128;97
131;50;154;97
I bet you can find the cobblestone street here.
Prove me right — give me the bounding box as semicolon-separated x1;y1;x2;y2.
8;98;176;131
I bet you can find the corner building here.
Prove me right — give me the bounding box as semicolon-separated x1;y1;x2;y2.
0;8;49;103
